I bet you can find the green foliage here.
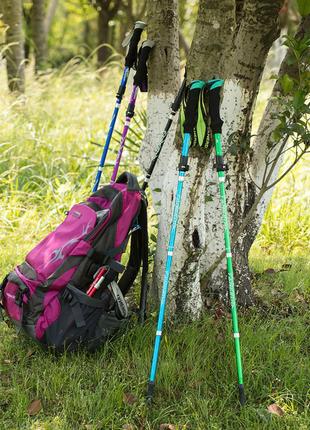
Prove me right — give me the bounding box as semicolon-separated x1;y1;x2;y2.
273;33;310;151
296;0;310;17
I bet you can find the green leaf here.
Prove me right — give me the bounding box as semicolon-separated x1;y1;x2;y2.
205;195;213;203
297;0;310;16
293;90;305;110
272;128;282;142
153;188;161;193
280;74;294;95
150;234;157;243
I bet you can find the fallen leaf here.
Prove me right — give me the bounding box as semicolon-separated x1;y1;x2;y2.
123;392;137;405
26;349;35;358
214;307;225;320
3;359;12;365
264;268;276;274
267;403;284;417
27;399;42;416
122;425;135;430
159;425;176;430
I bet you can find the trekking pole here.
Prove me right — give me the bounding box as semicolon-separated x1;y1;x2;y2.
110;40;155;184
141;77;187;191
146;80;206;403
207;78;246;406
92;21;146;192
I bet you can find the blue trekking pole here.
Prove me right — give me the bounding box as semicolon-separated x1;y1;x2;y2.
92;21;146;192
146;80;206;402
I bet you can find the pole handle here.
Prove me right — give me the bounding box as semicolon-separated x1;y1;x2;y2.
207;79;224;134
171;77;187;113
134;40;155;92
124;21;147;68
183;80;206;134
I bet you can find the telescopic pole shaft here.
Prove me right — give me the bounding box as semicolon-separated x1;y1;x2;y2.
110;40;154;184
214;133;245;405
110;85;139;183
93;67;129;192
208;79;245;406
146;80;205;403
142;78;187;191
92;21;146;192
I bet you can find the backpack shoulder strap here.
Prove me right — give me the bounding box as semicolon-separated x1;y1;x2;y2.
137;197;148;323
117;195;148;322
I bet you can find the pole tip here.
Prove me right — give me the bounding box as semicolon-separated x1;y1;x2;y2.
239;384;246;406
146;381;155;405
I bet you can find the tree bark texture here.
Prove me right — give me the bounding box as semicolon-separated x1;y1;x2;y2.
95;0;122;66
2;0;25;92
45;0;59;34
141;0;287;315
32;0;48;72
97;6;110;64
139;0;180;303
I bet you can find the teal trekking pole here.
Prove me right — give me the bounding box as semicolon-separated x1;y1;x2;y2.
207;79;246;405
146;80;206;403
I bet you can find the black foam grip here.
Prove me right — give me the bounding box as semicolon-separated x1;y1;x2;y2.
125;27;144;68
134;45;153;92
208;87;223;134
171;78;187;113
115;171;140;191
183;87;201;133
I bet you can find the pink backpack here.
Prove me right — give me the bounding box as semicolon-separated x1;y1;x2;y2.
0;172;148;351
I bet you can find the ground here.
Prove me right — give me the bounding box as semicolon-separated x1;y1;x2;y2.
0;66;309;429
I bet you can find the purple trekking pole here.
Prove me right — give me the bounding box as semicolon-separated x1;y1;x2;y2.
110;40;155;183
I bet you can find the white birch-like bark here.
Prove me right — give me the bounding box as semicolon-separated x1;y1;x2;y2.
141;0;287;314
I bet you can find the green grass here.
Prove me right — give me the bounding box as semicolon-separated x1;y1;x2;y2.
0;65;309;429
1;257;309;429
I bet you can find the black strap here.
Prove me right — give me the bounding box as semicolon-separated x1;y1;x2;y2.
207;84;223;134
117;197;148;323
0;276;8;321
183;86;202;134
133;40;154;92
124;24;145;68
138;200;149;323
45;256;85;288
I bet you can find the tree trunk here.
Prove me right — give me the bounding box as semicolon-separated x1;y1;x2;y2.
32;0;48;72
141;0;286;316
2;0;25;92
45;0;59;34
97;7;111;65
139;0;180;303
